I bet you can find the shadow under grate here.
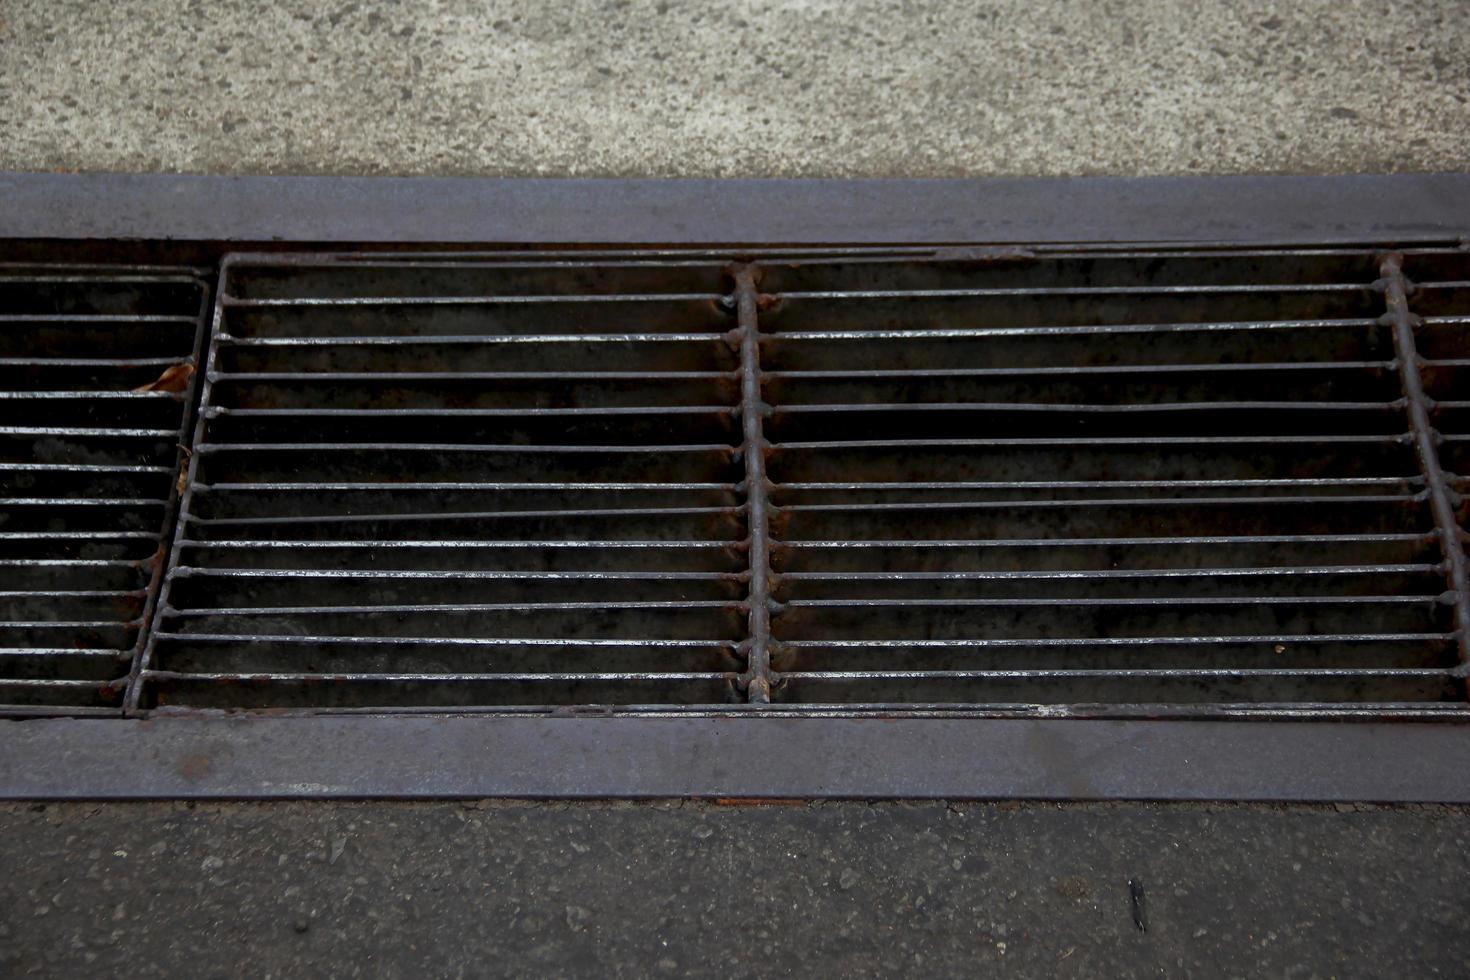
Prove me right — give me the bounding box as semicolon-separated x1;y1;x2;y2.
0;265;208;713
129;247;1470;715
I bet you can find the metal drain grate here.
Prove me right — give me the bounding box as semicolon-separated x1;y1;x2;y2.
760;249;1469;710
127;247;1470;716
138;254;750;710
0;266;208;712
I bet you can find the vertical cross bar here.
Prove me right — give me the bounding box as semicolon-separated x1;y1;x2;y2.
732;265;775;703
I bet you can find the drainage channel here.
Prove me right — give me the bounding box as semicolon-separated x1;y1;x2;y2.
14;246;1464;719
1;174;1469;800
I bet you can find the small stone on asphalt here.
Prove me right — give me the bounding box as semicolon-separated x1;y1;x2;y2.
565;906;592;932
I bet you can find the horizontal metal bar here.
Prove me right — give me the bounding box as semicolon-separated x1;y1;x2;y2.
0;271;206;282
218;333;730;346
776;284;1375;299
782;564;1439;580
154;633;738;648
212;370;735;381
775;400;1401;414
143;671;736;683
782;537;1434;558
185;505;740;527
167;567;737;581
780;634;1457;647
6;715;1470;801
0;314;196;324
781;533;1432;548
765;360;1397;379
207;405;736;418
0;647;126;657
0;426;179;438
0;498;168;507
180;538;740;550
0;390;180;400
162;600;743;617
773;435;1408;449
777;494;1426;512
767;318;1375;341
0;462;174;474
782;595;1436;608
0;357;190;367
194;442;734;454
779;478;1422;491
0;559;140;568
0;531;160;540
0;678;113;689
223;292;723;307
195;481;739;492
0;589;143;598
781;668;1454;679
0;620;138;629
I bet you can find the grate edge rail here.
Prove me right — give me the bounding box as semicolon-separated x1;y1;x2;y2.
1379;253;1470;673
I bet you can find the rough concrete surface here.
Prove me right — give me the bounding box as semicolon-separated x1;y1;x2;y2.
0;0;1467;178
3;801;1469;979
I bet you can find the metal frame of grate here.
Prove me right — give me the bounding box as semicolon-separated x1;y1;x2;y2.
4;173;1470;802
0;265;209;715
121;245;1470;717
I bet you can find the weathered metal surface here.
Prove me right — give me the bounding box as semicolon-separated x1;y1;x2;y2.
4;174;1470;250
5;716;1470;801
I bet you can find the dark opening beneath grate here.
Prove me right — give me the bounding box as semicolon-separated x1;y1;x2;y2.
0;266;208;712
97;247;1470;714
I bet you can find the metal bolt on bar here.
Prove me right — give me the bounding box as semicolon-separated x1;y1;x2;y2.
1379;253;1470;678
733;265;777;703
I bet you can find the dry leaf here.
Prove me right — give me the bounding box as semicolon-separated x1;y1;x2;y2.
133;362;195;394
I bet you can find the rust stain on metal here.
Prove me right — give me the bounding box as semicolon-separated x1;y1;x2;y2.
929;245;1037;265
178;753;212;782
712;797;807;807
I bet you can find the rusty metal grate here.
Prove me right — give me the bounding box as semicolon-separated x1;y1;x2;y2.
107;246;1468;716
0;265;208;713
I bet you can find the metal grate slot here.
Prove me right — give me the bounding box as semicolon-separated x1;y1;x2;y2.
128;247;1470;717
0;266;208;712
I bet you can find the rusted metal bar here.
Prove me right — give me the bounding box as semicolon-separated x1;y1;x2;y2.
733;265;776;703
1378;254;1470;678
121;271;221;714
